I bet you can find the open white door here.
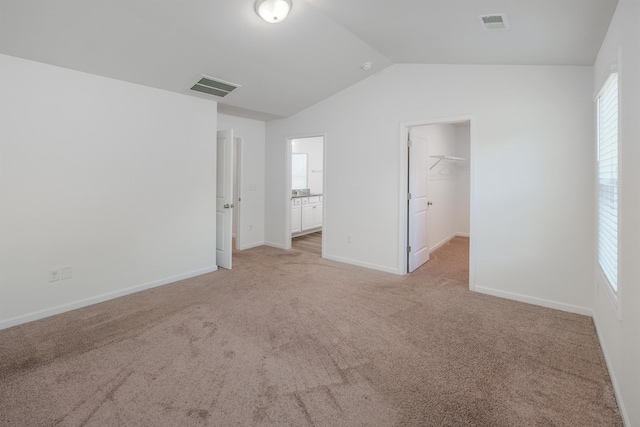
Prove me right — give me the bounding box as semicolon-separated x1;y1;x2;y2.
216;129;234;270
408;131;430;272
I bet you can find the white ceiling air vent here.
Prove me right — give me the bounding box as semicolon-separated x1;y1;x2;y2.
189;75;240;98
478;14;510;30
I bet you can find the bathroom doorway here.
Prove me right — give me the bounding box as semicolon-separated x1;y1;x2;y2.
286;134;326;256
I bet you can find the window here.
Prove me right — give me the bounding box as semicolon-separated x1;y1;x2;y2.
597;73;619;293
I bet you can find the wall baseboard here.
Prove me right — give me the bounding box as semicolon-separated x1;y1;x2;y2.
474;285;593;316
323;254;400;275
430;232;469;253
238;241;265;250
264;241;286;249
0;265;218;331
592;312;630;427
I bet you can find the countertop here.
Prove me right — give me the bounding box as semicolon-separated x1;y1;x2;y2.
292;193;323;198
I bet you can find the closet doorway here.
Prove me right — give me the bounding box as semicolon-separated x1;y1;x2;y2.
286;134;326;256
404;119;472;274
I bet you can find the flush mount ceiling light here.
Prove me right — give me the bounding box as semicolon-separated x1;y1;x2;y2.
361;62;373;71
255;0;292;23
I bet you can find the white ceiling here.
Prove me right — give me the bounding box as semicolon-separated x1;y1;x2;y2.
0;0;618;121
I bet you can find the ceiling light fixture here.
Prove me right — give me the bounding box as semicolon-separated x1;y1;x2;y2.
255;0;292;24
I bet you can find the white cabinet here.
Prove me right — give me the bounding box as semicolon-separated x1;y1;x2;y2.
301;204;316;230
291;198;302;233
292;196;322;234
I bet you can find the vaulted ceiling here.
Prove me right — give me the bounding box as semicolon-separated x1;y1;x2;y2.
0;0;618;121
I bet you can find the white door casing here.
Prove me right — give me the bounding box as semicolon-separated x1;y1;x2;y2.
408;131;430;272
216;129;234;270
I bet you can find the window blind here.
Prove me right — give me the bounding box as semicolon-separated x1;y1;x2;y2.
597;73;618;293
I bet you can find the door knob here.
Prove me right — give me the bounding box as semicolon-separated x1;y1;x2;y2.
230;204;235;208
427;201;433;206
224;204;230;208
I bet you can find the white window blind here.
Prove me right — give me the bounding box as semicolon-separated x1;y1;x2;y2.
597;73;618;293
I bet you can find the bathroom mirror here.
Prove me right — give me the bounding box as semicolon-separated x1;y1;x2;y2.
292;153;308;190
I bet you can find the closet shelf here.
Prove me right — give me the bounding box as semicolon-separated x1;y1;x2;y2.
429;155;466;170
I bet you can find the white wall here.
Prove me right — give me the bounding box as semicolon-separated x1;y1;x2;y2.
592;0;640;424
217;114;266;250
292;137;323;194
412;123;470;251
265;63;594;313
0;55;219;328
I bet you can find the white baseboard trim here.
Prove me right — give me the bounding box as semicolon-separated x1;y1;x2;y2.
430;232;470;253
323;254;400;275
592;312;630;427
292;227;322;238
264;241;286;249
474;286;593;316
238;241;265;250
0;265;219;331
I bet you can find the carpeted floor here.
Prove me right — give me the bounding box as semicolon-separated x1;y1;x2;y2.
0;237;622;426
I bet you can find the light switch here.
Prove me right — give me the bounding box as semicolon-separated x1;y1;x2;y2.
61;266;72;280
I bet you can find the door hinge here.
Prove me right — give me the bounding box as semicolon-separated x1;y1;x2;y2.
407;193;412;200
408;139;413;147
407;245;412;253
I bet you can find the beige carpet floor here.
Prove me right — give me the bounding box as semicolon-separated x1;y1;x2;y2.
0;237;622;426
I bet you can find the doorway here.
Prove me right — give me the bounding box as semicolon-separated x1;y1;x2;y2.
286;134;326;256
402;118;473;279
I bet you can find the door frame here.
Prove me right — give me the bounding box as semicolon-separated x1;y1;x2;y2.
216;129;234;270
398;115;476;290
284;132;327;254
233;136;243;250
407;128;431;272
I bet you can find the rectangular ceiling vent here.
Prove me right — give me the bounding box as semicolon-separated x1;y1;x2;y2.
478;14;509;30
189;75;240;98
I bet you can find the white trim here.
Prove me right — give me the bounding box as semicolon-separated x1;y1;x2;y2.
235;136;243;251
323;254;400;275
429;232;469;253
0;266;218;331
474;286;593;316
292;226;322;238
238;240;265;250
285;136;293;250
264;240;287;249
596;266;622;320
592;312;630;427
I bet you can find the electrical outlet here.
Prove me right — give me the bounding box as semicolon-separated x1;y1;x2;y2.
61;266;72;280
49;268;61;282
